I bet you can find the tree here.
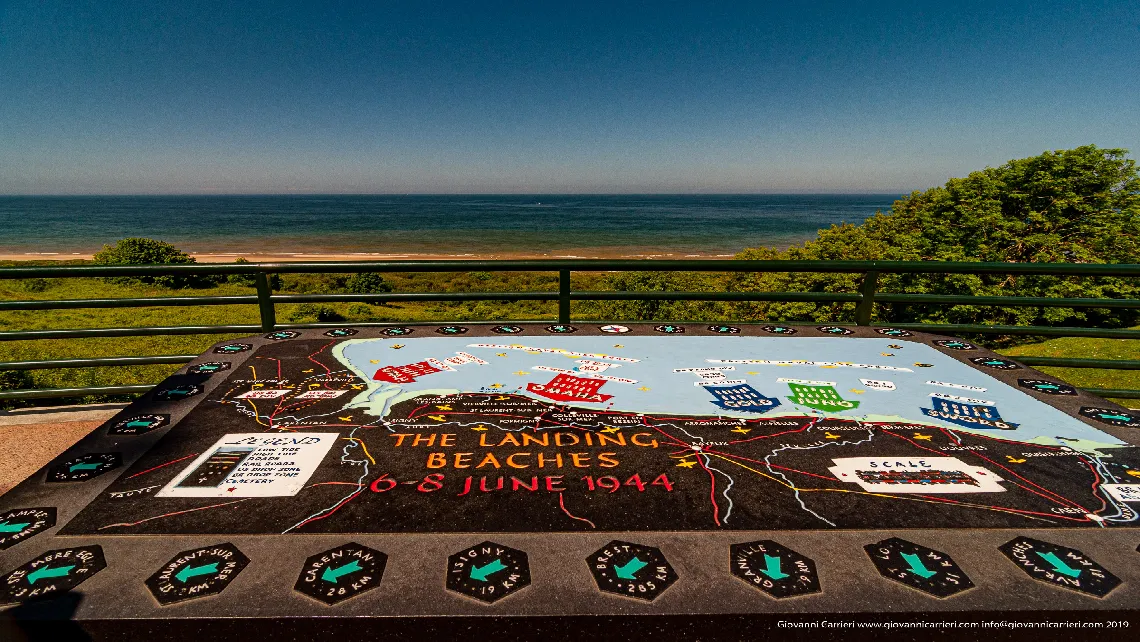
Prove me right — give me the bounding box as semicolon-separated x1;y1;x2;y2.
92;238;219;289
597;146;1140;334
345;272;393;294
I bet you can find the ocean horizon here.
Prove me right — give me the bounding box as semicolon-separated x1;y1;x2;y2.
0;194;901;259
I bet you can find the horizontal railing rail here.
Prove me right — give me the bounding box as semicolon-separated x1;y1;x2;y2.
0;260;1137;401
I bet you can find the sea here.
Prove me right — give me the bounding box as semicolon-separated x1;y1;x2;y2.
0;194;900;258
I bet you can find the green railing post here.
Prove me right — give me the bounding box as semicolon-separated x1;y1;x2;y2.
559;269;571;323
855;270;879;326
255;272;277;331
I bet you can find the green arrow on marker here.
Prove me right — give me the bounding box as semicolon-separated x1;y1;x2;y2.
321;560;362;584
1036;551;1081;578
126;420;153;428
469;559;506;582
1100;413;1132;422
758;554;789;580
0;521;30;533
27;564;74;584
614;556;648;580
900;552;937;579
69;462;101;472
175;562;218;583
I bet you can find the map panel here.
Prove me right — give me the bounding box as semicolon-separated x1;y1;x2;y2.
61;332;1140;534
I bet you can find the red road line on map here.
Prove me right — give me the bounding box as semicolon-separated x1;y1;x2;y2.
764;462;839;482
1083;458;1108;514
701;449;839;483
292;486;365;531
307;341;335;376
882;430;1087;511
98;499;252;530
558;492;596;529
696;455;722;527
123;453;198;479
726;424;814;445
912;494;1091;523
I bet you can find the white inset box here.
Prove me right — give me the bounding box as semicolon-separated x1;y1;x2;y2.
1103;484;1140;503
295;390;349;400
156;433;339;498
828;456;1005;494
235;389;291;399
860;379;895;391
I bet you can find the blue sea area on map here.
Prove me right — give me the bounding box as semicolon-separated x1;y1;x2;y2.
333;336;1125;449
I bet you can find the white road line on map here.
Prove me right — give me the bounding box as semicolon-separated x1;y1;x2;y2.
701;453;736;524
763;420;876;527
282;424;370;534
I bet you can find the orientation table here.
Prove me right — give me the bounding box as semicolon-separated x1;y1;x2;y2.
2;323;1139;636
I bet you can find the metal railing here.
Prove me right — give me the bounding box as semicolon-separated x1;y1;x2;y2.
0;260;1137;401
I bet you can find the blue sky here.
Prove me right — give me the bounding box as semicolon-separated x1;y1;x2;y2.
1;1;1137;194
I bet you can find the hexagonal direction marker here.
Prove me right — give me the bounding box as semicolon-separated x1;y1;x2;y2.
0;507;56;551
730;540;821;599
108;414;169;436
46;453;121;482
188;361;231;375
294;542;387;605
145;543;250;605
999;536;1121;598
587;540;677;602
864;537;974;598
446;541;530;604
0;545;106;604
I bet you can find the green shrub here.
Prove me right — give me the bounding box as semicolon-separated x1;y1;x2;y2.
346;303;377;319
227;258;282;289
287;304;345;323
345;272;393;294
17;278;49;293
0;370;34;410
92;238;219;289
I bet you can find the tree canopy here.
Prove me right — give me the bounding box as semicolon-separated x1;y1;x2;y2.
587;146;1140;334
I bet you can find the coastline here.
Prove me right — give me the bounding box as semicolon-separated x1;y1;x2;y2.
0;249;744;263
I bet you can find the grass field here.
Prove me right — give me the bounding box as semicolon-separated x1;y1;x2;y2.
1;266;1136;409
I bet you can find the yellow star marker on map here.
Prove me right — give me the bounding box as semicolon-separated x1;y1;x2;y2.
1128;470;1140;478
427;414;447;421
849;389;865;394
1006;455;1027;464
881;352;894;357
338;416;353;421
495;395;510;400
497;353;507;357
638;386;651;392
471;425;488;431
913;433;932;441
747;371;760;376
370;359;380;364
731;427;751;435
489;383;503;389
614;344;623;348
435;405;453;411
825;432;840;439
351;384;364;390
676;460;697;468
391;344;404;349
601;426;620;434
302;369;314;373
514;371;530;376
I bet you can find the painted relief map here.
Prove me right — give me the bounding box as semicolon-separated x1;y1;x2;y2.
61;326;1140;535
